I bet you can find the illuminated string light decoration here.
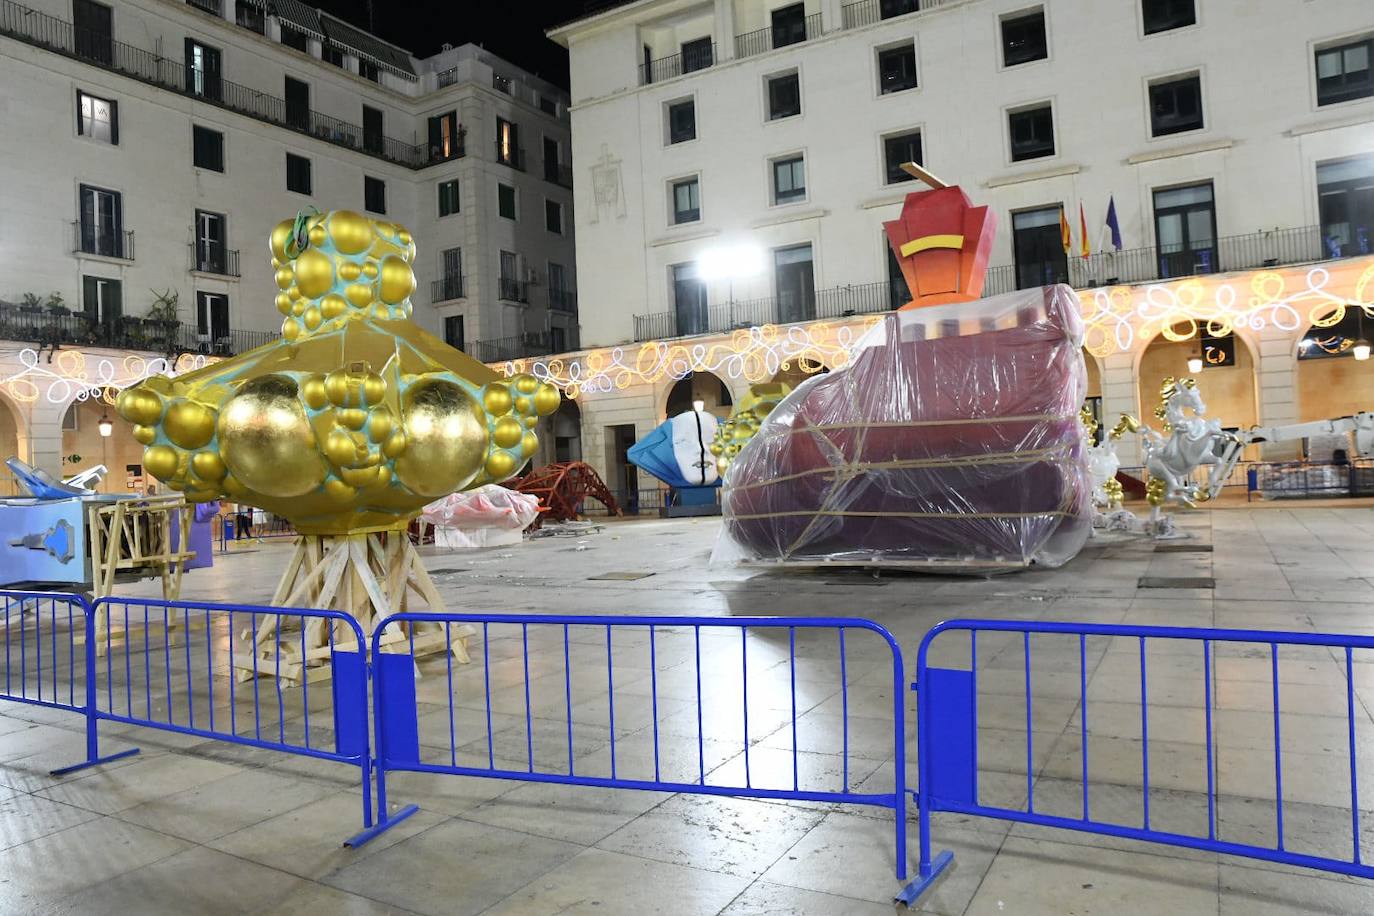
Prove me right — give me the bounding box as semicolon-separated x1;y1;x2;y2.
1080;261;1374;358
496;319;879;396
0;347;214;405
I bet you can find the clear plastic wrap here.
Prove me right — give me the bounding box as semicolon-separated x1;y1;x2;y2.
422;484;541;549
712;285;1091;572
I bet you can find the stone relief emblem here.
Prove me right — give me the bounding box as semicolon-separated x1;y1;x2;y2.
589;143;626;223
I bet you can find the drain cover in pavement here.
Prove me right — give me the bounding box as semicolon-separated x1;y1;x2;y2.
1154;544;1213;553
1138;576;1215;589
429;568;469;576
588;571;656;581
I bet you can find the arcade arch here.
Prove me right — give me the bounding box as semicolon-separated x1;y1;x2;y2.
1136;329;1259;437
664;371;733;420
60;393;144;495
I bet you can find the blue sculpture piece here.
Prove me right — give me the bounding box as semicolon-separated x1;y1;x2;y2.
627;409;722;516
0;457;124;588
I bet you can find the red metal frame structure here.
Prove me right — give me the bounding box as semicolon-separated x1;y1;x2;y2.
509;461;621;526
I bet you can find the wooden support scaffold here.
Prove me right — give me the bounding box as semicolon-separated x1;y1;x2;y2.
235;529;471;687
89;494;197;652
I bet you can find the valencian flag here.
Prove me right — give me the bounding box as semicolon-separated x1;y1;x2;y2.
1078;203;1091;259
1059;205;1072;254
1105;196;1123;251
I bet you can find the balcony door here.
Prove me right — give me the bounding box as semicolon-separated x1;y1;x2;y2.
1011;206;1068;289
285;77;309;131
1317;157;1374;258
73;0;112;65
196;291;230;345
1153;182;1216;278
79;184;123;257
774;244;815;324
771;3;807;48
82;276;121;327
672;263;708;336
195;210;226;273
185;39;222;101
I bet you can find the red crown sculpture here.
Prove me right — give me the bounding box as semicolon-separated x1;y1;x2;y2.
883;165;996;309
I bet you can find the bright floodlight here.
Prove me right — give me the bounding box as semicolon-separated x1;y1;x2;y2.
1187;357;1203;374
698;244;765;281
97;413;114;437
692;399;705;412
1355;340;1371;361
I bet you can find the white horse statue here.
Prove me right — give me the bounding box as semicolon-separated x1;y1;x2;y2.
1140;377;1236;532
1081;409;1140;531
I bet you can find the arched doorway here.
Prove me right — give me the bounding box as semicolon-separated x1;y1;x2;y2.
665;371;732;420
1295;308;1374;426
60;392;145;494
1137;329;1258;444
0;393;19;496
550;397;582;463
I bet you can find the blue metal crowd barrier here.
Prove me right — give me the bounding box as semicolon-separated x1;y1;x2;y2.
351;610;911;884
900;618;1374;905
90;597;374;832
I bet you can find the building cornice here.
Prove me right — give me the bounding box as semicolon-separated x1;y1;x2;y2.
1125;138;1235;165
982;164;1082;189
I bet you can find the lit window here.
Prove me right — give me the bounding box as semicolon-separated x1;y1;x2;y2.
77;90;117;144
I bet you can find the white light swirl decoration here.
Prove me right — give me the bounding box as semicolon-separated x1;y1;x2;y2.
0;347;213;406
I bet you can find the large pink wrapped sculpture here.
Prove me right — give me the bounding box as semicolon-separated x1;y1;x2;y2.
715;286;1092;570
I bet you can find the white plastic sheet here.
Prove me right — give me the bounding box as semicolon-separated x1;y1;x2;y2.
421;485;541;549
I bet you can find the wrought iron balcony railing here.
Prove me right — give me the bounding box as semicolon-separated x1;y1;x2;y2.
0;301;272;356
190;243;241;277
72;222;134;260
469;330;578;363
639;42;715;85
734;13;822;58
549;287;578;313
495;144;526;171
430;274;466;302
498;277;531;303
543;159;574;188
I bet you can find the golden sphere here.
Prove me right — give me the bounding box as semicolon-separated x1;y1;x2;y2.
308;224;327;247
324;479;357;503
483;386;513;414
132;425;157;445
516;397;531;413
339;465;381;488
362;262;379;279
520;431;538;457
191;450;228;482
523;416;538;428
143;445;179;481
218;375;326;498
282;319;301;342
165;401;217;449
339;262;362;282
493;416;523;448
710;443;723;456
275;293;294;315
294;248;334;299
221;473;247;497
367;409;393;442
337;408;368;430
320;294;348;320
361;373;387;405
345;283;373;308
533;383;561;415
328;210;374;255
485;450;517;480
303;306;323;331
269;219;294;262
116;388;162;426
393;380;487;497
301;375;328;410
274;267;295;290
378;255;416;304
324;428;361;468
383;430;407;457
513;374;540;395
324;371;352;406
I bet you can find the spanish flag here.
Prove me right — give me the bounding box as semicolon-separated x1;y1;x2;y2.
1079;203;1091;259
1060;206;1071;254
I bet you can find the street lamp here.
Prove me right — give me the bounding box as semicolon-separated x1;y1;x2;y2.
698;243;765;327
97;412;113;437
1187;356;1204;374
1355;310;1370;361
692;399;705;412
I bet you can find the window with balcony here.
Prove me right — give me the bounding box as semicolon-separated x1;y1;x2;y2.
286;153;311;194
1001;8;1047;66
73;0;113;65
1316;37;1374;106
543;136;566;183
364;176;386;214
549;262;574;313
436;247;463;300
1317;157;1374;258
235;2;264;33
285;77;309;131
772;155;806;205
767;71;801;120
1008;103;1055;161
540;94;559;115
1142;0;1195;35
192;125;224;172
667;98;696;144
1149;73;1203;136
877;42;918;94
444;315;464;350
771;3;807;48
682;37;714;74
1012;206;1069;289
672;263;708;336
363;105;383;155
498;183;517;220
185;39;223;102
76;90;117;144
883;130;923;184
196;291;229;345
1153;182;1217;278
880;0;919;18
545;199;563;234
438;179;460;217
280;25;309;53
78;184;124;257
359;59;379;82
81;276;122;327
428;111;461;161
496;117;520;167
672;177;700;225
322;43;344;67
774;244;815;324
194;210;226;273
499;250;526;302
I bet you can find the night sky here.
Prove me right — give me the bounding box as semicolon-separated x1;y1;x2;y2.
311;0;602;88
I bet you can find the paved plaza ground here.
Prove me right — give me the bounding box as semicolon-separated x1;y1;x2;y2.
2;503;1374;914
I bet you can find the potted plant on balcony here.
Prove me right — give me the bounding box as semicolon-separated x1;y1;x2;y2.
144;288;181;353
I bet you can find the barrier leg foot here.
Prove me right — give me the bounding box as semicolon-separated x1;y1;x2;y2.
344;804;419;848
49;747;140;777
895;850;954;907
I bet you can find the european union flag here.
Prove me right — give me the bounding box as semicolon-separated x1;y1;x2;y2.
1105;196;1123;251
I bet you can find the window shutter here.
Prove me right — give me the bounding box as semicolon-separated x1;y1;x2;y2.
76;90;85;135
82;276;98;316
109;99;118;145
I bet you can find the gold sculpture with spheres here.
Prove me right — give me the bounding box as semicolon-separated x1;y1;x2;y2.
115;210;561;682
